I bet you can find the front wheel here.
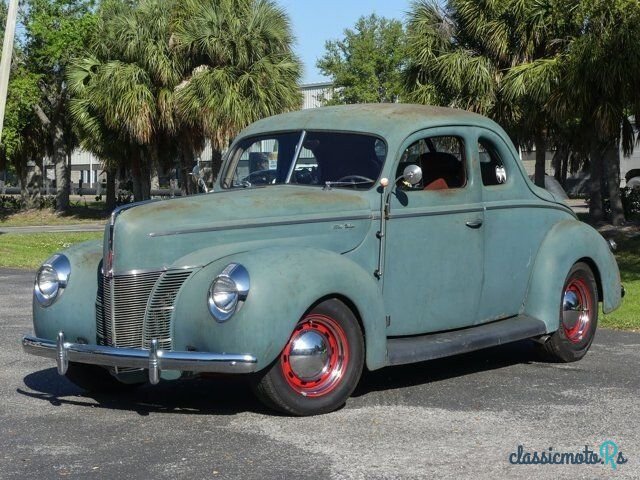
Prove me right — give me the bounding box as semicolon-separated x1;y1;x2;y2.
252;299;364;416
543;262;598;362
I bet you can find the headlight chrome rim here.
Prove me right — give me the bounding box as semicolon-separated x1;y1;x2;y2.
34;254;71;307
208;263;250;322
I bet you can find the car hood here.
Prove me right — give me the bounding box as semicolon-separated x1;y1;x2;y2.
107;186;374;273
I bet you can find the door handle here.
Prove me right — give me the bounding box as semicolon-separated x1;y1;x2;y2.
465;219;483;229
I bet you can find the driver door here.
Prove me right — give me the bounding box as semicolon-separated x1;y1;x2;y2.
383;129;485;336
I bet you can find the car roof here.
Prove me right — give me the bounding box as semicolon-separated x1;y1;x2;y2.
238;104;495;141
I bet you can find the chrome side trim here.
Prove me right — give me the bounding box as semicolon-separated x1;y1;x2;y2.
149;214;374;237
388;206;484;220
23;334;258;382
485;203;573;214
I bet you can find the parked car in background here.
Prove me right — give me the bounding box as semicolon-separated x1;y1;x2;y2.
23;104;623;416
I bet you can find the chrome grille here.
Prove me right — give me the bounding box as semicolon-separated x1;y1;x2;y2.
95;276;111;345
143;270;193;350
96;269;192;351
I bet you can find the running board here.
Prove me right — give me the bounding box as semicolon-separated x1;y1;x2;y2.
387;315;547;366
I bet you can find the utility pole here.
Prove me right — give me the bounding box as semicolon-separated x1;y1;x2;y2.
0;0;19;144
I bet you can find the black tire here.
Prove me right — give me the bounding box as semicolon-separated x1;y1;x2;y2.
252;298;364;416
543;262;598;362
65;363;142;393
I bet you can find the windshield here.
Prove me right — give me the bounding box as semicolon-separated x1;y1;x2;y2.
221;131;386;189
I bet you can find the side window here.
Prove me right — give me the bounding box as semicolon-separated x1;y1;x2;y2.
396;135;466;191
479;138;507;186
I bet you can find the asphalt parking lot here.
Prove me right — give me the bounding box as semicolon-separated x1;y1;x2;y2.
1;268;638;479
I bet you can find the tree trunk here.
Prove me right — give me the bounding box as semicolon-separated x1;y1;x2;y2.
0;153;5;194
53;124;69;212
180;150;193;196
534;132;546;188
589;143;604;223
552;144;569;187
43;156;51;195
604;145;625;225
18;162;29;207
106;167;116;212
150;145;160;193
30;161;43;205
131;153;143;202
210;148;223;187
32;103;69;211
561;151;569;188
141;157;151;200
130;150;152;201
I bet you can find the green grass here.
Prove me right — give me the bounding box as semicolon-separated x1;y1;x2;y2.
0;204;109;227
601;235;640;331
0;232;102;269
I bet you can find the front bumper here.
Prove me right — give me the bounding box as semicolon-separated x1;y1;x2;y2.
22;332;258;385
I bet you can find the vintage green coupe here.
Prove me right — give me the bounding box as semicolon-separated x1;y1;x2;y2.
23;104;623;416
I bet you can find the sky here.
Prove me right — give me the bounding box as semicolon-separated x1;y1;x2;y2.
275;0;412;84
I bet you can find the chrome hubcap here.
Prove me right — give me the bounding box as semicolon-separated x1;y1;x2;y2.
562;279;591;343
288;330;329;381
281;314;350;397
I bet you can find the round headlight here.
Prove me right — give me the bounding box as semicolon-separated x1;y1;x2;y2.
211;275;239;313
36;266;59;304
208;263;250;322
34;254;71;307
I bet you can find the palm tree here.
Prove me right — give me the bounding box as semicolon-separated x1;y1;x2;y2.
501;0;640;225
404;0;575;188
171;0;302;178
69;0;302;203
68;1;171;201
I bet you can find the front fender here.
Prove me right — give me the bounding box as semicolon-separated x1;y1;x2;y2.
32;240;102;342
522;219;622;332
172;246;388;371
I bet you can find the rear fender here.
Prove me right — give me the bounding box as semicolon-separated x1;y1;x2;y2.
522;220;621;331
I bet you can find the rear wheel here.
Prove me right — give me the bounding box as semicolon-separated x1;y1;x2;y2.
543;262;598;362
65;363;142;393
253;298;364;416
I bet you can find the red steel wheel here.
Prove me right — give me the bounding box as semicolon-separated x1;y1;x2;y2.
543;262;598;363
561;278;593;344
280;314;350;397
252;298;364;416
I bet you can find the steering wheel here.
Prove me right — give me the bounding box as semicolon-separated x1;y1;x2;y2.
336;175;375;184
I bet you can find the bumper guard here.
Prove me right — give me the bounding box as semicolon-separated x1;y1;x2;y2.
22;332;258;384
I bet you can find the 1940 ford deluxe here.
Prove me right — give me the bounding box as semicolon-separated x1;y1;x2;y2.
23;104;623;416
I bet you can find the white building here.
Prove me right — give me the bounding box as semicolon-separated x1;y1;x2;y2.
300;81;333;109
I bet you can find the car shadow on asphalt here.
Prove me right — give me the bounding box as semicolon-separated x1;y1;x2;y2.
17;339;547;416
18;371;274;416
352;338;547;397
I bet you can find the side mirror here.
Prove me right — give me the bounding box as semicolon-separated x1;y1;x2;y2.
402;164;423;186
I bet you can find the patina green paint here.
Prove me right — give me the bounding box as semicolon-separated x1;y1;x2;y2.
33;240;102;342
30;104;622;375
